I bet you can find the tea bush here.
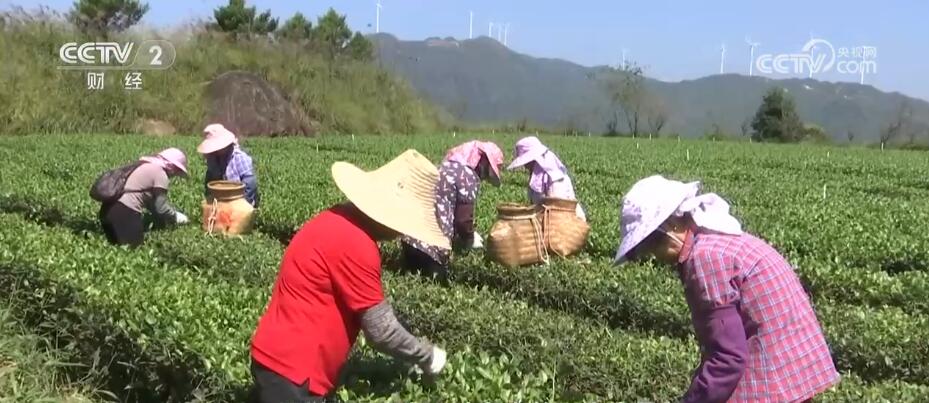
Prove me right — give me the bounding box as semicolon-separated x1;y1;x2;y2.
2;133;929;400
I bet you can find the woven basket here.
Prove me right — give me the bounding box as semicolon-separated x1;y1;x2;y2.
487;203;547;267
207;180;246;201
201;180;256;236
540;197;590;257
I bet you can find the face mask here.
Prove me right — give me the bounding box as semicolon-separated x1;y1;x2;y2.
658;225;684;248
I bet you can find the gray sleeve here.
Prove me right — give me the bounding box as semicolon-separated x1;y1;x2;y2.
360;300;433;366
148;189;177;222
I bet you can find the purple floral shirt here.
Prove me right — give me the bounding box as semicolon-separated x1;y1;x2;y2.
402;160;479;264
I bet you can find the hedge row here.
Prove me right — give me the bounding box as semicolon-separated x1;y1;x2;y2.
0;214;259;401
3;170;929;386
3;204;929;401
147;218;929;401
139;219;697;400
148;221;929;394
447;253;929;385
0;214;557;402
5;178;929;321
4;134;929;273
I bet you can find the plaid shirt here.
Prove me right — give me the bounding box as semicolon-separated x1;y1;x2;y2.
205;147;259;206
678;232;840;402
225;147;254;180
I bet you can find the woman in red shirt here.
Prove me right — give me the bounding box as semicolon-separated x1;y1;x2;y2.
250;150;451;402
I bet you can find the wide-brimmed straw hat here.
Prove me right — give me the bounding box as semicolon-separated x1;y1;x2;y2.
331;149;450;249
197;124;237;154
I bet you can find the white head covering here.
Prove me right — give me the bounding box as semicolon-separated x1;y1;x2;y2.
198;124;239;154
613;175;743;264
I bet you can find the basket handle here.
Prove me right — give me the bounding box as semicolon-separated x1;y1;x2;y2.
206;199;219;235
541;205;574;251
532;215;550;264
504;212;550;265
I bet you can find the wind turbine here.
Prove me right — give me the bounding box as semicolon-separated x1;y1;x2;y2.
719;43;726;74
622;48;627;70
488;22;493;38
859;45;872;85
503;23;510;46
745;37;760;76
859;54;865;84
375;0;382;33
807;31;816;79
497;23;503;41
469;11;473;39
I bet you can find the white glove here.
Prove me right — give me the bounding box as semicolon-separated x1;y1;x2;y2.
175;212;189;225
471;233;484;249
420;346;447;375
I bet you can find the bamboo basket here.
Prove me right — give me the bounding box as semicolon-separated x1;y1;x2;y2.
540;197;590;257
487;203;548;267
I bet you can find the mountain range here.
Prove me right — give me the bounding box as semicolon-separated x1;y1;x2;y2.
372;34;929;143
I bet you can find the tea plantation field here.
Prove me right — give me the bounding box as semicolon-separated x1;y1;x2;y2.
1;133;928;402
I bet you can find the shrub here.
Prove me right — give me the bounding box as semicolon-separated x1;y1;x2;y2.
211;0;277;38
0;9;441;135
68;0;149;38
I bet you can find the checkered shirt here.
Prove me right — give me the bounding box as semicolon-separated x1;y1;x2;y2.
678;232;840;402
224;147;254;181
205;147;254;182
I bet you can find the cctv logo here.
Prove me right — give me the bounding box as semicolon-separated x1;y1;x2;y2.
58;40;176;71
59;42;135;65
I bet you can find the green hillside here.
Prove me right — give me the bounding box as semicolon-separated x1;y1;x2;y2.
373;34;929;143
0;10;441;136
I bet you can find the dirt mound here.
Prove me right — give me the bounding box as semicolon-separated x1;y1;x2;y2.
204;71;315;137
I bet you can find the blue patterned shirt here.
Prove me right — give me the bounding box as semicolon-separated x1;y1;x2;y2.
205;147;260;206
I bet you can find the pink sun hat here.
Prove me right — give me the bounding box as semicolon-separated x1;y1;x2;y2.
445;140;504;184
197;124;238;154
480;141;505;184
140;147;189;176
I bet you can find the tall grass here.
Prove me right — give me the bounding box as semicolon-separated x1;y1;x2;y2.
0;7;442;136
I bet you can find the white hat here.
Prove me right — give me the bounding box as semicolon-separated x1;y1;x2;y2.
614;176;697;264
198;124;238;154
331;149;450;250
613;175;742;264
506;136;548;170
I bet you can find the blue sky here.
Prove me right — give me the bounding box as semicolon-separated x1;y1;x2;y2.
9;0;929;101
